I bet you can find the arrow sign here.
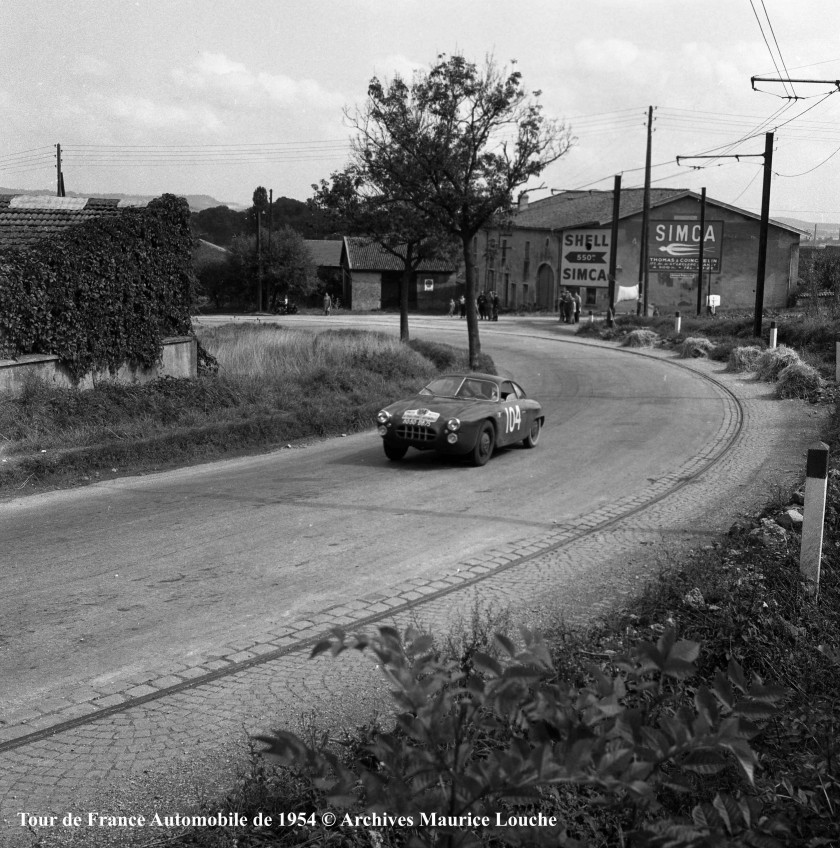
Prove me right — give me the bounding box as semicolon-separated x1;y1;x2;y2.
564;251;606;264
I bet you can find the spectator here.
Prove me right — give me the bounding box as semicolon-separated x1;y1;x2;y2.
323;292;332;316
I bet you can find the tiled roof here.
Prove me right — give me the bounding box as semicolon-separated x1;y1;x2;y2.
344;237;454;272
304;239;343;267
0;195;148;252
514;188;801;233
514;188;689;229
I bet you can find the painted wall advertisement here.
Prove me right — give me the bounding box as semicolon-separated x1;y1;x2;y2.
648;220;724;272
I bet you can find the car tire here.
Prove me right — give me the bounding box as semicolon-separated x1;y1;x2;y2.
383;441;408;461
522;418;541;448
470;422;495;467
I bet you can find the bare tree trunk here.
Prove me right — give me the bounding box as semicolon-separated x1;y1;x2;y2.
400;267;411;342
462;237;481;369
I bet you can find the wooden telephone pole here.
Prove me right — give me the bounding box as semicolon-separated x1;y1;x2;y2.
677;131;773;337
638;106;653;315
55;144;65;197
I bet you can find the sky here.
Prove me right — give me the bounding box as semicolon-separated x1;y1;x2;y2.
4;0;840;223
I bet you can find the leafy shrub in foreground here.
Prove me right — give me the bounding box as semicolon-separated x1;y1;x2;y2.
257;626;788;848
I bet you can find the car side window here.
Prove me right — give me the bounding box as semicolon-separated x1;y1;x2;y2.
500;381;515;401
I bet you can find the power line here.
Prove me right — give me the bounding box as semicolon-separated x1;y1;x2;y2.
759;0;797;98
748;0;793;98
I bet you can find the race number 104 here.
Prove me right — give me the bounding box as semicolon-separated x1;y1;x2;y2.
503;405;521;433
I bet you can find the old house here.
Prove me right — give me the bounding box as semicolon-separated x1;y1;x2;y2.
337;237;457;311
474;188;803;314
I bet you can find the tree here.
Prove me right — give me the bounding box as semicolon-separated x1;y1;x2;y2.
224;227;319;311
312;165;454;341
349;54;573;367
264;225;320;309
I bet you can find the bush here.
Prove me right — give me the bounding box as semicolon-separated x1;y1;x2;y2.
678;337;716;359
774;362;824;399
725;345;764;373
621;328;659;348
255;626;787;848
755;346;801;382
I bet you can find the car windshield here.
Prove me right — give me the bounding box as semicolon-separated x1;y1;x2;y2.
420;377;499;401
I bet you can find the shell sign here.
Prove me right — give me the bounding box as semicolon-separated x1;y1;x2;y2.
648;220;724;272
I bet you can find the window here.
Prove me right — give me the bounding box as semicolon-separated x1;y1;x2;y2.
585;287;598;306
501;239;508;265
523;241;530;280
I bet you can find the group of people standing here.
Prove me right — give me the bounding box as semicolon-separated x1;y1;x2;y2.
559;289;582;324
448;292;499;321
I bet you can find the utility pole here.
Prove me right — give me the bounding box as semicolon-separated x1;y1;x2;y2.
638;106;653;315
696;187;707;316
677;132;773;337
753;132;774;337
256;210;263;313
55;144;65;197
268;188;273;311
608;174;621;312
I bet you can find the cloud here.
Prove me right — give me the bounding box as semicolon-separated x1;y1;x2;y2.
172;51;345;113
71;54;111;77
88;93;223;132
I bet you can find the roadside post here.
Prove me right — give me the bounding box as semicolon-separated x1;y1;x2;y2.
835;333;840;383
674;311;681;334
801;442;830;598
769;321;778;349
588;311;594;324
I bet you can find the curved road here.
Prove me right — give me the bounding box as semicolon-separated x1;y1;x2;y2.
1;317;730;716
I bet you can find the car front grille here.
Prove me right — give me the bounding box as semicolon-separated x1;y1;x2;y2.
396;424;436;442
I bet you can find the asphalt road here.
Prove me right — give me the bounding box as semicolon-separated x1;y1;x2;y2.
0;317;727;716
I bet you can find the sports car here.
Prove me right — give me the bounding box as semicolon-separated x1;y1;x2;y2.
375;372;544;466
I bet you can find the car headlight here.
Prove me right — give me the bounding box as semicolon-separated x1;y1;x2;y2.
446;418;460;431
376;410;391;424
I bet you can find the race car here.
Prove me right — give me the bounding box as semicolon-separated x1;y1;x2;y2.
375;372;544;467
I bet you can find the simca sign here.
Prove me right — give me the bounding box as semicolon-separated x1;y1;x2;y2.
648;220;724;272
560;229;611;283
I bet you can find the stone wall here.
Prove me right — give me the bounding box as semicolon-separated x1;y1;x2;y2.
0;336;197;396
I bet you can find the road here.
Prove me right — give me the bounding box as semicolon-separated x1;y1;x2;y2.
1;317;729;719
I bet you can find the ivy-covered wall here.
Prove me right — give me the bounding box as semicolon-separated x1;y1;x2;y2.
0;194;196;379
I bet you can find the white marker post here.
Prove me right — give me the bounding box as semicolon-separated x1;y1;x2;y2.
801;441;830;598
836;334;840;383
674;311;681;334
769;320;778;349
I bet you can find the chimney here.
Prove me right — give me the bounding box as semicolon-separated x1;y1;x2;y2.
517;191;529;211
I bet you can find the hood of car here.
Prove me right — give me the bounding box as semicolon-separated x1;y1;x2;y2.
384;394;491;420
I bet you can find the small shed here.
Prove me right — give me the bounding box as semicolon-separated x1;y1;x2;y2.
341;237;456;311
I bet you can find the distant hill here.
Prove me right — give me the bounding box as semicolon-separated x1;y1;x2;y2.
0;187;247;212
776;216;840;238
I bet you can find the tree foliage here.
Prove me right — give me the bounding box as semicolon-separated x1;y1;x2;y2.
257;626;788;848
312;165;454;340
214;226;319;311
349;54;574;366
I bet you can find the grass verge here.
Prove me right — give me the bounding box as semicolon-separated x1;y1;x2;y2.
0;324;495;498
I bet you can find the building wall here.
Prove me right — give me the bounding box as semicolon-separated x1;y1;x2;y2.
351;271;382;310
474;197;799;314
471;228;556;310
621;198;799;314
414;271;458;312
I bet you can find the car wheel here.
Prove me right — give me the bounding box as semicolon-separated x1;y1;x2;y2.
470;422;495;467
383;441;408;461
522;418;541;448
